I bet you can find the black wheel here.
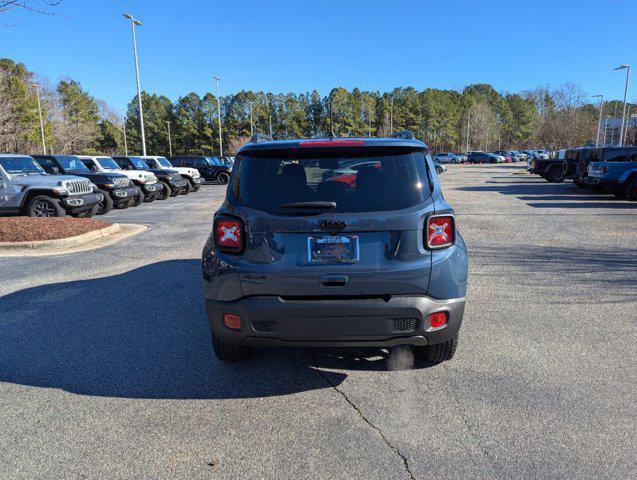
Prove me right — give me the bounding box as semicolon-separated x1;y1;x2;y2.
212;336;250;362
26;195;65;217
611;185;627;200
217;172;230;185
156;181;171;200
133;188;145;206
72;204;99;218
96;189;113;215
547;167;564;183
191;182;201;192
573;177;586;188
143;193;156;203
415;334;458;365
627;177;637;201
184;181;193;193
114;198;135;209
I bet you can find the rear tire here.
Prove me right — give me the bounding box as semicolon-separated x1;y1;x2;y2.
416;335;458;365
212;336;250;362
26;195;65;217
611;185;627;200
573;177;585;188
96;189;113;215
547;167;564;183
627;177;637;201
217;172;230;185
184;181;193;193
157;181;171;200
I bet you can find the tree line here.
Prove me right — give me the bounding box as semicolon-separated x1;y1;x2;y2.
1;58;634;157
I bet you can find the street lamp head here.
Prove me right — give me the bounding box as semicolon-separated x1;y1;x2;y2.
123;13;141;25
213;76;221;81
592;94;603;98
614;64;630;70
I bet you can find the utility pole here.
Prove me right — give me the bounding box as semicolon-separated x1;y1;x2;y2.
123;13;147;155
603;116;609;146
592;95;604;146
614;64;631;146
33;83;46;154
269;115;273;137
213;76;223;156
166;121;172;157
367;103;372;137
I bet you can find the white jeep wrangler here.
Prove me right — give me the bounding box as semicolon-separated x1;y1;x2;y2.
78;155;162;205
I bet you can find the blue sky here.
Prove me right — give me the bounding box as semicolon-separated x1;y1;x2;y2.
1;0;635;111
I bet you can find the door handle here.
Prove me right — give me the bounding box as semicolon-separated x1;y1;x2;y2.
320;275;349;288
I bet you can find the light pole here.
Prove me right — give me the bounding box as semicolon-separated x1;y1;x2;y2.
123;13;147;156
166;121;172;157
614;64;630;146
603;116;609;146
367;103;372;137
592;94;604;146
269;115;273;137
32;83;46;154
213;76;223;156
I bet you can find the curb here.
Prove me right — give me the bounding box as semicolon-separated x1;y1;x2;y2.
0;223;122;251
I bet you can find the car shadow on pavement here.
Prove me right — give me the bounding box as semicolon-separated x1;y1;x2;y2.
0;259;428;400
460;180;636;209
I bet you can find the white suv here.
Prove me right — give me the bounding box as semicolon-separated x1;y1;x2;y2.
142;156;202;193
78;155;162;204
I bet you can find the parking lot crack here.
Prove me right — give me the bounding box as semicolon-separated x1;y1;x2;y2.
446;374;498;473
312;351;417;480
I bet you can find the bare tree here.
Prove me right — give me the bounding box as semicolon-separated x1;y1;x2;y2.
0;1;62;14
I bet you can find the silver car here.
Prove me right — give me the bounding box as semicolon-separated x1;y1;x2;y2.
0;154;102;217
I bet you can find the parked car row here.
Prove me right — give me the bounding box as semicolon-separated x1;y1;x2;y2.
0;153;216;218
527;146;637;200
434;150;549;165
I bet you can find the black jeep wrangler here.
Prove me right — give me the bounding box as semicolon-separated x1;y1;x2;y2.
528;149;566;182
113;156;188;199
32;155;138;215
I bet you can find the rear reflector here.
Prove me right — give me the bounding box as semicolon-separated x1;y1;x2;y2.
299;140;366;147
429;312;448;329
426;215;455;249
223;313;241;330
214;216;244;253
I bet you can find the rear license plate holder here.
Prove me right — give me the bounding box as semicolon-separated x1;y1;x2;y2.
308;235;359;264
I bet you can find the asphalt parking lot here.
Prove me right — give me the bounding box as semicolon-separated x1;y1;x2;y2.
1;165;635;480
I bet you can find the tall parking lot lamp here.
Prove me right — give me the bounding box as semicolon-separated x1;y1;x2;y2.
213;76;223;156
123;13;147;156
32;83;46;154
614;64;630;146
592;95;603;146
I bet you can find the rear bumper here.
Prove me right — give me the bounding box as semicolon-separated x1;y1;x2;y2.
205;295;465;347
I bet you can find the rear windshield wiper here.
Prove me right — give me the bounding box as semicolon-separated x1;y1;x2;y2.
278;201;337;209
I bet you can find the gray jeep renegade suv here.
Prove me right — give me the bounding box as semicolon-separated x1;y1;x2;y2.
202;133;468;363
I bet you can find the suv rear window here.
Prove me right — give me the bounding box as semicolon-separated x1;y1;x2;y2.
234;147;431;213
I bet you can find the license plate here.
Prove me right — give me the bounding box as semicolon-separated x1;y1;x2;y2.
308;235;359;264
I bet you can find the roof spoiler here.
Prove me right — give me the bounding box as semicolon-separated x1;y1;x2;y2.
390;130;416;140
